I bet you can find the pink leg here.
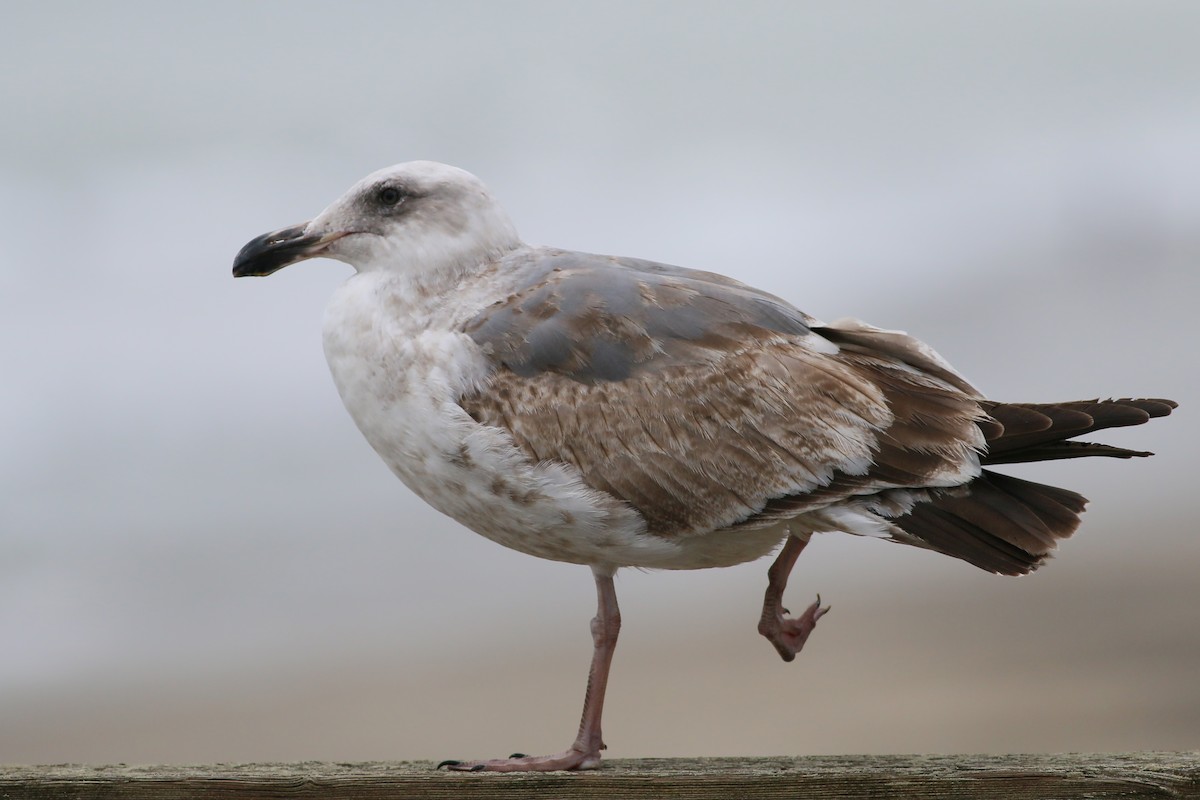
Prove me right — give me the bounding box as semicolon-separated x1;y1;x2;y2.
757;534;829;662
439;567;621;772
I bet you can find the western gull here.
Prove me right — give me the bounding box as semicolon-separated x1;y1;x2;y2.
233;160;1176;771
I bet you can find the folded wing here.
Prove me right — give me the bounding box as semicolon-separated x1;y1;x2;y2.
460;251;987;538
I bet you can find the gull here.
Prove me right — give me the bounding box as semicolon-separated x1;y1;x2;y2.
233;161;1176;772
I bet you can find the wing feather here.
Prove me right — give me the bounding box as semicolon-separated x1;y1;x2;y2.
460;252;986;537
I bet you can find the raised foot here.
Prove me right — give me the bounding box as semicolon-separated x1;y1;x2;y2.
437;748;601;772
758;595;830;663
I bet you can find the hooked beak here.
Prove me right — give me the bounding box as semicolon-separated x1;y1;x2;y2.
232;223;346;277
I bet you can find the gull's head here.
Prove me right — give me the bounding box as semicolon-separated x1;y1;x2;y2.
232;161;520;279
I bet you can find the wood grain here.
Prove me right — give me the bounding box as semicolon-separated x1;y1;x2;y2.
3;753;1198;799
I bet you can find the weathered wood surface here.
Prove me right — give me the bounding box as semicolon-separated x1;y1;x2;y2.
3;753;1198;799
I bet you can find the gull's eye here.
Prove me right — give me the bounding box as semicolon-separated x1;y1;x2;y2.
377;186;404;206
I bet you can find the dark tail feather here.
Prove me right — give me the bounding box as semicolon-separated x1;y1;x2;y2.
894;471;1087;575
979;398;1176;464
894;397;1176;575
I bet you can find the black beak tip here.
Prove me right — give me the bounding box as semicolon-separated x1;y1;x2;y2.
232;223;316;278
231;243;262;278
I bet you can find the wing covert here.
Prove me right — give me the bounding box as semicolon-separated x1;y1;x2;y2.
460;251;986;537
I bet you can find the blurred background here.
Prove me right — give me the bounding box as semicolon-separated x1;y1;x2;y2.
2;0;1197;764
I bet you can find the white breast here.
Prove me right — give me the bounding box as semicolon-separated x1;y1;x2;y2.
320;271;698;571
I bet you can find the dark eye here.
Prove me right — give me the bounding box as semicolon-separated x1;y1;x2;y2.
377;186;404;206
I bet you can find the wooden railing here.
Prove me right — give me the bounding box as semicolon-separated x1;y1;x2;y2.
3;753;1198;798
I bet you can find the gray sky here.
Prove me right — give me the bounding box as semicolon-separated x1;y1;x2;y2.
2;0;1197;763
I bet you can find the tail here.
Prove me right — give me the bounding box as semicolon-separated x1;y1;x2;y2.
977;398;1177;464
893;398;1176;575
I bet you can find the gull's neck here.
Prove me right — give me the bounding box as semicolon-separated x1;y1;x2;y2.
361;214;522;300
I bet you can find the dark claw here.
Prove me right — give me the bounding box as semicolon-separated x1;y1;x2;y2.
470;764;486;772
436;760;461;770
509;753;528;759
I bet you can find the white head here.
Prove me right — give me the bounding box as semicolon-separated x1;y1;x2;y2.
233;161;521;281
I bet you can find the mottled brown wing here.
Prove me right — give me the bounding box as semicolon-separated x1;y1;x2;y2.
465;248;822;382
814;317;984;398
459;251;986;538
